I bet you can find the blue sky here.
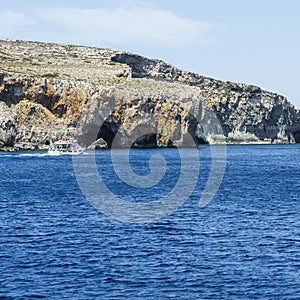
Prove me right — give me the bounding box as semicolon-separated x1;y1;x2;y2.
0;0;299;107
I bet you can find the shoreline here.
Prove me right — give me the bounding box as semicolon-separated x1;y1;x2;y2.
0;141;298;152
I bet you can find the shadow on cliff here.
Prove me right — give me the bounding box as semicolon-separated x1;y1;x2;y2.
78;114;209;149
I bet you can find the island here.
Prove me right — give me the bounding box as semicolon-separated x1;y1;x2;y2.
0;39;299;151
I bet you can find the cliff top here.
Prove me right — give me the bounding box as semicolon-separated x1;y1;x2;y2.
0;39;299;149
0;39;128;84
0;39;297;110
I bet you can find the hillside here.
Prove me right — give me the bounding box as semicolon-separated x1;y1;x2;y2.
0;39;299;150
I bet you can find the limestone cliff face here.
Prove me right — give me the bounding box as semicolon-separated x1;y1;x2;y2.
0;100;17;147
112;53;300;144
0;40;299;150
0;73;214;149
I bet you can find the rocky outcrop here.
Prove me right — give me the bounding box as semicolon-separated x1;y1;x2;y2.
112;53;300;144
87;138;108;150
0;39;299;150
0;101;17;148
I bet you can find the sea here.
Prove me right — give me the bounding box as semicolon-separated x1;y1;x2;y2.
0;144;299;299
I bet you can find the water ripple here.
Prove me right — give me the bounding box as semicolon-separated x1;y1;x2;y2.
0;145;299;299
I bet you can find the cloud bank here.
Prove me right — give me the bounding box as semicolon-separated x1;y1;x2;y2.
0;11;37;36
0;6;216;51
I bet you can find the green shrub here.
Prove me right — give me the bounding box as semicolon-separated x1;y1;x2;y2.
42;73;59;79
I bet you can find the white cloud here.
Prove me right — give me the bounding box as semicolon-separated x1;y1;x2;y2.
0;11;36;27
0;11;38;41
36;7;216;49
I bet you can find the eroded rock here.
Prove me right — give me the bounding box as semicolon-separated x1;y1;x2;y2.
0;39;299;150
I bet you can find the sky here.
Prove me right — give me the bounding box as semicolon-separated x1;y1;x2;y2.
0;0;299;107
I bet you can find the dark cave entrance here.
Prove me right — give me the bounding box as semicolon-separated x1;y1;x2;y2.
78;121;118;149
293;131;300;143
132;133;158;148
97;121;118;148
80;113;210;149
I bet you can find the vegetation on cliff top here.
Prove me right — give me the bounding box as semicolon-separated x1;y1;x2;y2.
0;39;299;150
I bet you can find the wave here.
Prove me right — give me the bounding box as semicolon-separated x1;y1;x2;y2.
0;152;49;158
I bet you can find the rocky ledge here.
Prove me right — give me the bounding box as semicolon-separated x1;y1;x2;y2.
0;39;299;151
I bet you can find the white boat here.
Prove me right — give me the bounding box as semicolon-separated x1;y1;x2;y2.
48;139;85;156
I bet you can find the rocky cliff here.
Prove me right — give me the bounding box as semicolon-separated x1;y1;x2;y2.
0;39;299;151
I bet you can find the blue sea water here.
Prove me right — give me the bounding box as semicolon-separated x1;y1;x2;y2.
0;145;299;299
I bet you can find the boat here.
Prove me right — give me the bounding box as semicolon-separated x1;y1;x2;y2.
48;139;85;155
